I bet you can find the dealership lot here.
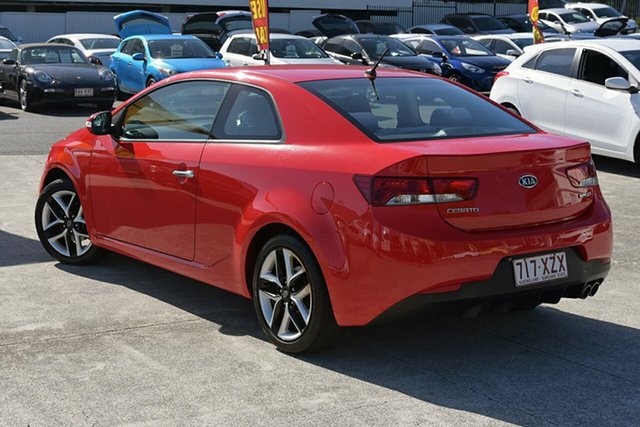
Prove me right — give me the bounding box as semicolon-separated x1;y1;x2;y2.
1;102;640;425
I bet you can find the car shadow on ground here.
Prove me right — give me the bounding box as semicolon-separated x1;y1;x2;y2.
0;230;52;267
0;101;106;117
593;155;640;178
51;249;640;426
0;110;19;121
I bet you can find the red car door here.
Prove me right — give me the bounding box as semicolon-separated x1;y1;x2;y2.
89;80;232;260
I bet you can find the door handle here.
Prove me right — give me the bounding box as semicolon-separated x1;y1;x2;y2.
523;77;533;84
242;62;249;66
172;170;195;178
571;89;583;98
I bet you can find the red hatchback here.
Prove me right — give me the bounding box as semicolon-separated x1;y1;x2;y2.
35;66;612;353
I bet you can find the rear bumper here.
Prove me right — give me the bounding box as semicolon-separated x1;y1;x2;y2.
317;195;613;326
375;247;609;322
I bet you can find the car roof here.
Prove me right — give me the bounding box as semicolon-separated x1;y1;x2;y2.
475;33;535;39
17;43;77;49
50;33;120;40
227;33;309;41
167;65;423;84
524;37;640;53
565;3;610;8
412;24;454;29
123;34;197;42
540;8;573;13
445;13;494;17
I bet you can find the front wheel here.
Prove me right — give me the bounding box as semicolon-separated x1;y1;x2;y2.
35;179;105;265
448;73;461;83
252;235;339;353
19;79;35;112
146;77;156;88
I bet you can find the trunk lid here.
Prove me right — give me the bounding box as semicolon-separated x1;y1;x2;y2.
113;10;172;39
427;143;594;231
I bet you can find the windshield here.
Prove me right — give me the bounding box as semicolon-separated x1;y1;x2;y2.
360;37;416;59
621;50;640;70
270;38;329;59
22;46;89;64
298;77;535;142
0;39;15;49
558;12;591;24
474;16;508;31
440;38;494;57
0;28;17;41
79;38;120;50
594;7;620;18
148;39;215;59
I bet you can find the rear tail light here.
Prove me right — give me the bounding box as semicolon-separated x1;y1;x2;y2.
494;70;509;83
566;160;598;187
354;176;477;206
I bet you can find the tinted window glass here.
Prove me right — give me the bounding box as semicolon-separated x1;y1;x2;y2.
228;38;249;55
323;39;343;54
342;39;364;56
215;86;281;140
8;49;18;61
148;39;214;59
270;38;328;59
435;27;464;35
0;39;15;49
120;40;135;55
513;38;534;49
359;37;415;59
473;16;507;31
299;77;535;142
535;48;576;77
131;39;145;55
494;40;514;54
21;47;88;64
558;12;590;24
121;81;231;140
0;27;17;41
80;38;120;50
440;38;493;57
580;49;627;85
476;38;493;49
593;7;620;18
621;49;640;69
419;39;443;54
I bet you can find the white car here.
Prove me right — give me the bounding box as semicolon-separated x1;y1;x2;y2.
219;33;339;66
565;3;637;34
46;33;121;66
474;33;572;60
539;8;601;34
490;39;640;164
0;36;16;60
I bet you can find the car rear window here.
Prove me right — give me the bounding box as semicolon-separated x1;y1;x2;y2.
299;77;535;142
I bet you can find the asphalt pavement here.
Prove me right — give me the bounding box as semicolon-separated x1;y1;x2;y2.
1;100;639;425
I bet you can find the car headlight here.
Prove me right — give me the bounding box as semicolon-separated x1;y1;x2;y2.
34;70;53;83
99;69;114;81
461;62;484;73
157;67;177;77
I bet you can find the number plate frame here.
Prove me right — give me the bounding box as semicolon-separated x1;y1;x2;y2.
74;88;93;97
513;252;568;287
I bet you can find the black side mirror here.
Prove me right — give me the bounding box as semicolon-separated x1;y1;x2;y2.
252;52;267;62
351;52;364;61
87;111;112;135
89;57;101;65
2;58;16;65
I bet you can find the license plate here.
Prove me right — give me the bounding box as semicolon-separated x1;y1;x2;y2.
513;252;568;287
74;88;93;97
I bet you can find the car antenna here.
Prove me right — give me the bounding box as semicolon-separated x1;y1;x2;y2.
365;48;389;100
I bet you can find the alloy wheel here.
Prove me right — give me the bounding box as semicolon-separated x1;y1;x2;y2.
40;189;92;257
257;247;312;342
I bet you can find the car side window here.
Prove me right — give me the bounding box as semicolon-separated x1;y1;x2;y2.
579;49;628;86
131;39;145;56
61;38;74;46
419;39;443;54
539;13;548;21
493;40;513;54
214;85;282;141
341;39;364;57
324;39;343;55
476;39;493;50
120;40;134;55
8;48;18;62
535;48;576;77
120;81;231;141
227;38;248;55
247;38;259;56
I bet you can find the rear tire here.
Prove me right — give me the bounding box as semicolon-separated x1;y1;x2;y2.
146;77;156;88
448;73;461;83
252;235;339;353
35;178;105;265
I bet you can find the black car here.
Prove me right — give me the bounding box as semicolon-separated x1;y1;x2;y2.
441;13;515;35
181;11;253;52
320;34;441;75
0;44;115;112
497;14;560;34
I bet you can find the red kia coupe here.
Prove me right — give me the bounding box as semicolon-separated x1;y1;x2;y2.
35;66;612;353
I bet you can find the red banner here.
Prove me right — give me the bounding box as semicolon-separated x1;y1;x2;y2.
249;0;270;52
528;0;545;44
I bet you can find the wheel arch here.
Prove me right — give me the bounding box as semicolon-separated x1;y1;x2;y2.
40;166;74;192
634;130;640;165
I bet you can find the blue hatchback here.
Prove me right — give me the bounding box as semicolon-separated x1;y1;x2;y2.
402;35;511;93
110;10;227;96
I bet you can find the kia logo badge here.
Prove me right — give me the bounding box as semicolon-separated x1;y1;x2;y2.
519;175;538;189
